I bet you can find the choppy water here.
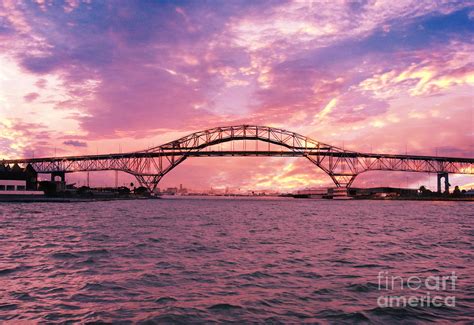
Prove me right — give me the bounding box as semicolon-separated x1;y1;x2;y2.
0;198;473;323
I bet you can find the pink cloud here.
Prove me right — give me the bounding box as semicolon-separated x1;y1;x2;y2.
35;78;47;88
23;92;39;102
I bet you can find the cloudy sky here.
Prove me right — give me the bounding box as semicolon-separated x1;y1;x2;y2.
0;0;473;191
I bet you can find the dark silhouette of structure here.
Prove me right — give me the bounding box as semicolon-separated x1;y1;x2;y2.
2;125;473;192
0;163;38;190
437;172;450;194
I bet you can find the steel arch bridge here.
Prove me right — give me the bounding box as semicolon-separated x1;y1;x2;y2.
2;125;474;192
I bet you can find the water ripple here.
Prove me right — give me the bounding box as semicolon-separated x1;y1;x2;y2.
0;198;472;322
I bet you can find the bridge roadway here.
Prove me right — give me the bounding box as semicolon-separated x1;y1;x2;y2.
4;150;474;162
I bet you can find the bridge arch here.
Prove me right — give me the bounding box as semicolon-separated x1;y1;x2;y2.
134;125;357;191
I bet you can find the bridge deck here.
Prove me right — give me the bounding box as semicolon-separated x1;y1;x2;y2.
3;151;474;164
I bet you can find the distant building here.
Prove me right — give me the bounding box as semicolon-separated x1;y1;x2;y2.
294;187;419;199
177;184;188;195
0;163;38;191
351;187;418;198
463;189;474;196
164;187;178;195
0;163;41;195
295;187;327;198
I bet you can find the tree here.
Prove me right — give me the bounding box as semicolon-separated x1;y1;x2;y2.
134;186;149;195
453;186;461;197
118;186;131;195
418;185;432;197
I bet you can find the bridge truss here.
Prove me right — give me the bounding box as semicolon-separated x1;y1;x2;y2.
2;125;473;191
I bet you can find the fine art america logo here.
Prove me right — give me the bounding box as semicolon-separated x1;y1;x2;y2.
377;271;457;308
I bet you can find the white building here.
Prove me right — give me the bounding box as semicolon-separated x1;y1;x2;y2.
0;180;43;195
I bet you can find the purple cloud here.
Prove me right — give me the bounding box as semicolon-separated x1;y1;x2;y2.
63;140;88;147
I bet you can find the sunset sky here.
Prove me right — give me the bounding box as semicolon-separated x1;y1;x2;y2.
0;1;473;191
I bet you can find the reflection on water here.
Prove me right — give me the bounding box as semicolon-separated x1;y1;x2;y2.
0;198;473;323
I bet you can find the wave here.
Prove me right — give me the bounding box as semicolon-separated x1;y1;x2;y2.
50;252;80;259
208;303;243;310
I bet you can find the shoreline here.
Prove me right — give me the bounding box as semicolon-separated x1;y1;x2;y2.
0;194;472;203
354;197;474;202
0;195;156;203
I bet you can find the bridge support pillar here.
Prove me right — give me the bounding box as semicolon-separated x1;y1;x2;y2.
135;175;162;195
437;172;450;194
330;174;358;188
51;171;65;183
